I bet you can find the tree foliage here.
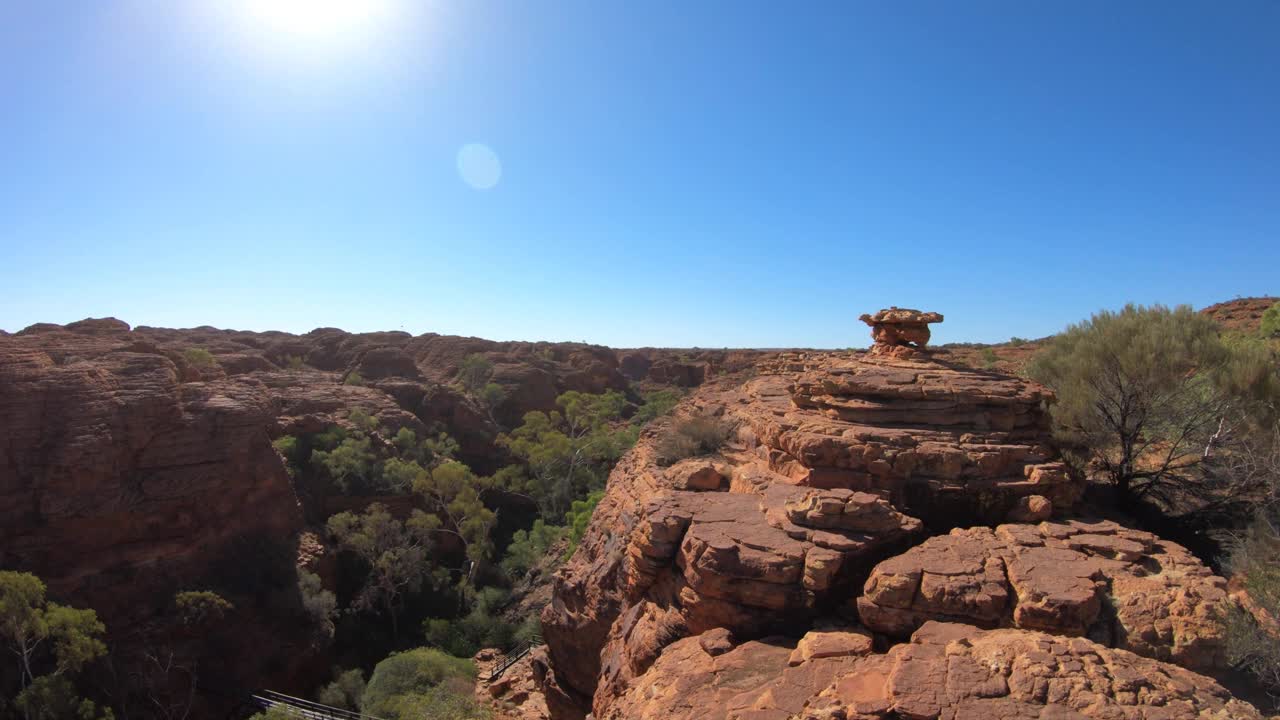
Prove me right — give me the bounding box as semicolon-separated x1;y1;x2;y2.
496;390;636;518
361;648;483;720
1262;301;1280;339
1026;304;1279;513
326;504;438;640
0;571;111;720
317;668;366;710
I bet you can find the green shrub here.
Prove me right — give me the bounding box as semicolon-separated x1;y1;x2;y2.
655;414;734;465
361;648;477;719
182;347;216;368
1008;337;1028;347
501;519;565;579
174;590;233;626
457;354;494;394
633;389;682;425
298;570;337;641
564;490;604;556
1026;304;1279;511
344;371;365;386
317;668;366;710
979;347;998;368
285;354;306;370
1262;301;1280;338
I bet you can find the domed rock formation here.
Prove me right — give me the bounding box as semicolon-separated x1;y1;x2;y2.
539;344;1263;719
541;349;1089;717
858;307;944;359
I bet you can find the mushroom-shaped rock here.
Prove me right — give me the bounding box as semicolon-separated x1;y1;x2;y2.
858;307;944;358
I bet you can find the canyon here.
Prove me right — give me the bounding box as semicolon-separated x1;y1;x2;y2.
1;299;1276;719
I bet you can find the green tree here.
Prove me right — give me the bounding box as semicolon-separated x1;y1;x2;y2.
326;504;438;640
564;491;604;557
0;571;111;720
297;571;337;642
456;354;494;394
1027;304;1279;512
497;391;636;519
500;520;565;579
413;461;497;568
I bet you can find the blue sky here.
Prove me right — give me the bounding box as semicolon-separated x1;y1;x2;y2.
2;1;1277;348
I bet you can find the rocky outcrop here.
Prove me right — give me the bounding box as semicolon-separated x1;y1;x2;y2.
858;521;1231;672
539;346;1270;718
731;354;1080;528
858;307;944;359
609;621;1263;720
541;409;924;717
542;350;1091;717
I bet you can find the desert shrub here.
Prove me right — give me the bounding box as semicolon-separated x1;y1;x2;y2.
182;347;216;368
1223;603;1280;708
1263;301;1280;339
633;389;683;425
285;354;306;370
655;414;734;465
361;648;477;719
1026;304;1279;513
317;668;366;710
1009;337;1028;347
979;347;998;368
344;371;365;386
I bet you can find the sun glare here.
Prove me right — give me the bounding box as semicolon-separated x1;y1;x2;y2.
242;0;393;40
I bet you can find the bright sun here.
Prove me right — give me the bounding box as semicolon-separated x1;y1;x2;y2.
243;0;393;39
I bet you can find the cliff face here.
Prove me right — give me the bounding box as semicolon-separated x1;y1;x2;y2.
0;317;639;702
539;351;1263;719
0;328;302;620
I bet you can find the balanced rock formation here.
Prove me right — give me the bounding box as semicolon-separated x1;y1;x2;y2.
858;307;943;359
542;349;1086;717
604;621;1262;720
857;521;1232;672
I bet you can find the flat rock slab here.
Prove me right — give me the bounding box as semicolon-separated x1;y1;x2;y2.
858;521;1231;672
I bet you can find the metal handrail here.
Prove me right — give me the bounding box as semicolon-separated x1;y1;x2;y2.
250;689;385;720
487;635;542;682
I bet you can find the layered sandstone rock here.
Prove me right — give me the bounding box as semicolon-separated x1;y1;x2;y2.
0;335;303;621
858;307;944;359
857;521;1231;671
543;350;1088;717
730;355;1079;528
605;621;1262;720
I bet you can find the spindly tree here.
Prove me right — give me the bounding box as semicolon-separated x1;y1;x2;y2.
0;571;112;720
1027;304;1279;513
413;461;496;569
326;504;438;641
